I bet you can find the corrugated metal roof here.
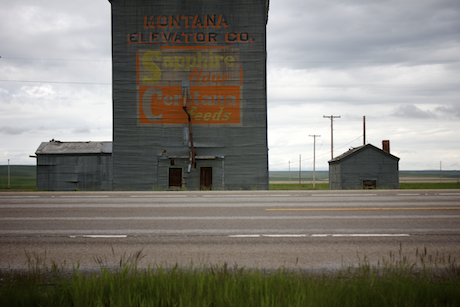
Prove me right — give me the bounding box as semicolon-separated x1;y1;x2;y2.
329;143;399;163
35;141;112;155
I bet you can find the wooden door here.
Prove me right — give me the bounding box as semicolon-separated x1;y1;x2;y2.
169;168;182;189
200;167;212;190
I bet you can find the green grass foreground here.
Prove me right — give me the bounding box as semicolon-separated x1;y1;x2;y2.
1;249;459;306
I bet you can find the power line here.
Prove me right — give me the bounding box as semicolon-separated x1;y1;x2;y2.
0;80;111;85
5;80;457;88
268;83;460;88
268;134;364;167
267;60;460;63
3;57;459;63
1;57;110;62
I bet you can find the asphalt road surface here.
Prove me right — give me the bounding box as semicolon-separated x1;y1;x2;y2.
1;190;459;271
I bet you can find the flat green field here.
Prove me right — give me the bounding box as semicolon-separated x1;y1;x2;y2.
0;165;36;190
269;170;460;190
269;182;460;190
269;170;460;183
1;166;459;191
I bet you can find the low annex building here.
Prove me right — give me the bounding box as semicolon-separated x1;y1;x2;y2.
328;141;400;190
35;141;112;191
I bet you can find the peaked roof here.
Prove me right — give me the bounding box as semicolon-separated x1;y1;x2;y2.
328;143;400;164
35;141;112;155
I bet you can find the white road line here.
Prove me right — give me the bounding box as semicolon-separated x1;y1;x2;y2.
3;215;458;221
262;234;307;237
81;235;128;238
311;194;376;197
202;195;291;198
3;229;458;236
130;195;188;198
0;196;40;198
60;196;109;198
331;234;410;237
230;234;411;238
397;193;420;196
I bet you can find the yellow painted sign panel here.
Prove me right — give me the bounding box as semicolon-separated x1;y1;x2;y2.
137;47;242;124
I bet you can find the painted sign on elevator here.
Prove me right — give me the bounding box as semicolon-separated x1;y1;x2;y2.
137;47;242;124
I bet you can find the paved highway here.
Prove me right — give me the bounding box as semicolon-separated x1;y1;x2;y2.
1;190;459;270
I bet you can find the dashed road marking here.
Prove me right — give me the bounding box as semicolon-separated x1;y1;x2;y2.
80;235;127;238
311;194;376;197
266;207;460;211
228;234;410;238
60;196;109;198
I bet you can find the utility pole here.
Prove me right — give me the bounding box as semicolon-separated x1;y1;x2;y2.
309;135;321;189
440;161;442;183
363;116;366;145
288;161;291;184
323;115;341;159
8;159;10;189
299;154;301;188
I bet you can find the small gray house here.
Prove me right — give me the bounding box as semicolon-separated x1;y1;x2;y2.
35;141;113;191
328;142;400;190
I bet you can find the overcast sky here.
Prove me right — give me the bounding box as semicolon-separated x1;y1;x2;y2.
1;0;459;171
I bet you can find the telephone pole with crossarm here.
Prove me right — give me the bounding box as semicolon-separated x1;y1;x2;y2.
323;115;341;159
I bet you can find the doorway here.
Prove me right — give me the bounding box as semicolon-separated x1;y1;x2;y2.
169;168;182;189
200;167;212;190
363;179;376;189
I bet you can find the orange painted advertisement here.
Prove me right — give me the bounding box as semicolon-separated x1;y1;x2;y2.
137;47;242;124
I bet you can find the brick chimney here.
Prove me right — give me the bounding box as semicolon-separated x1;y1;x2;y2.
382;140;390;153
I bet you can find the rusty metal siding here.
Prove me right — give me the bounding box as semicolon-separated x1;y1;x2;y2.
110;0;269;190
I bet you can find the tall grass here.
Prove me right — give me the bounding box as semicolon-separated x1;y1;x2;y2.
1;247;459;306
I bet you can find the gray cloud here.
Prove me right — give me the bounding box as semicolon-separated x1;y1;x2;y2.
436;103;460;118
391;104;437;119
0;0;111;59
0;126;29;135
268;0;460;71
73;126;91;134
